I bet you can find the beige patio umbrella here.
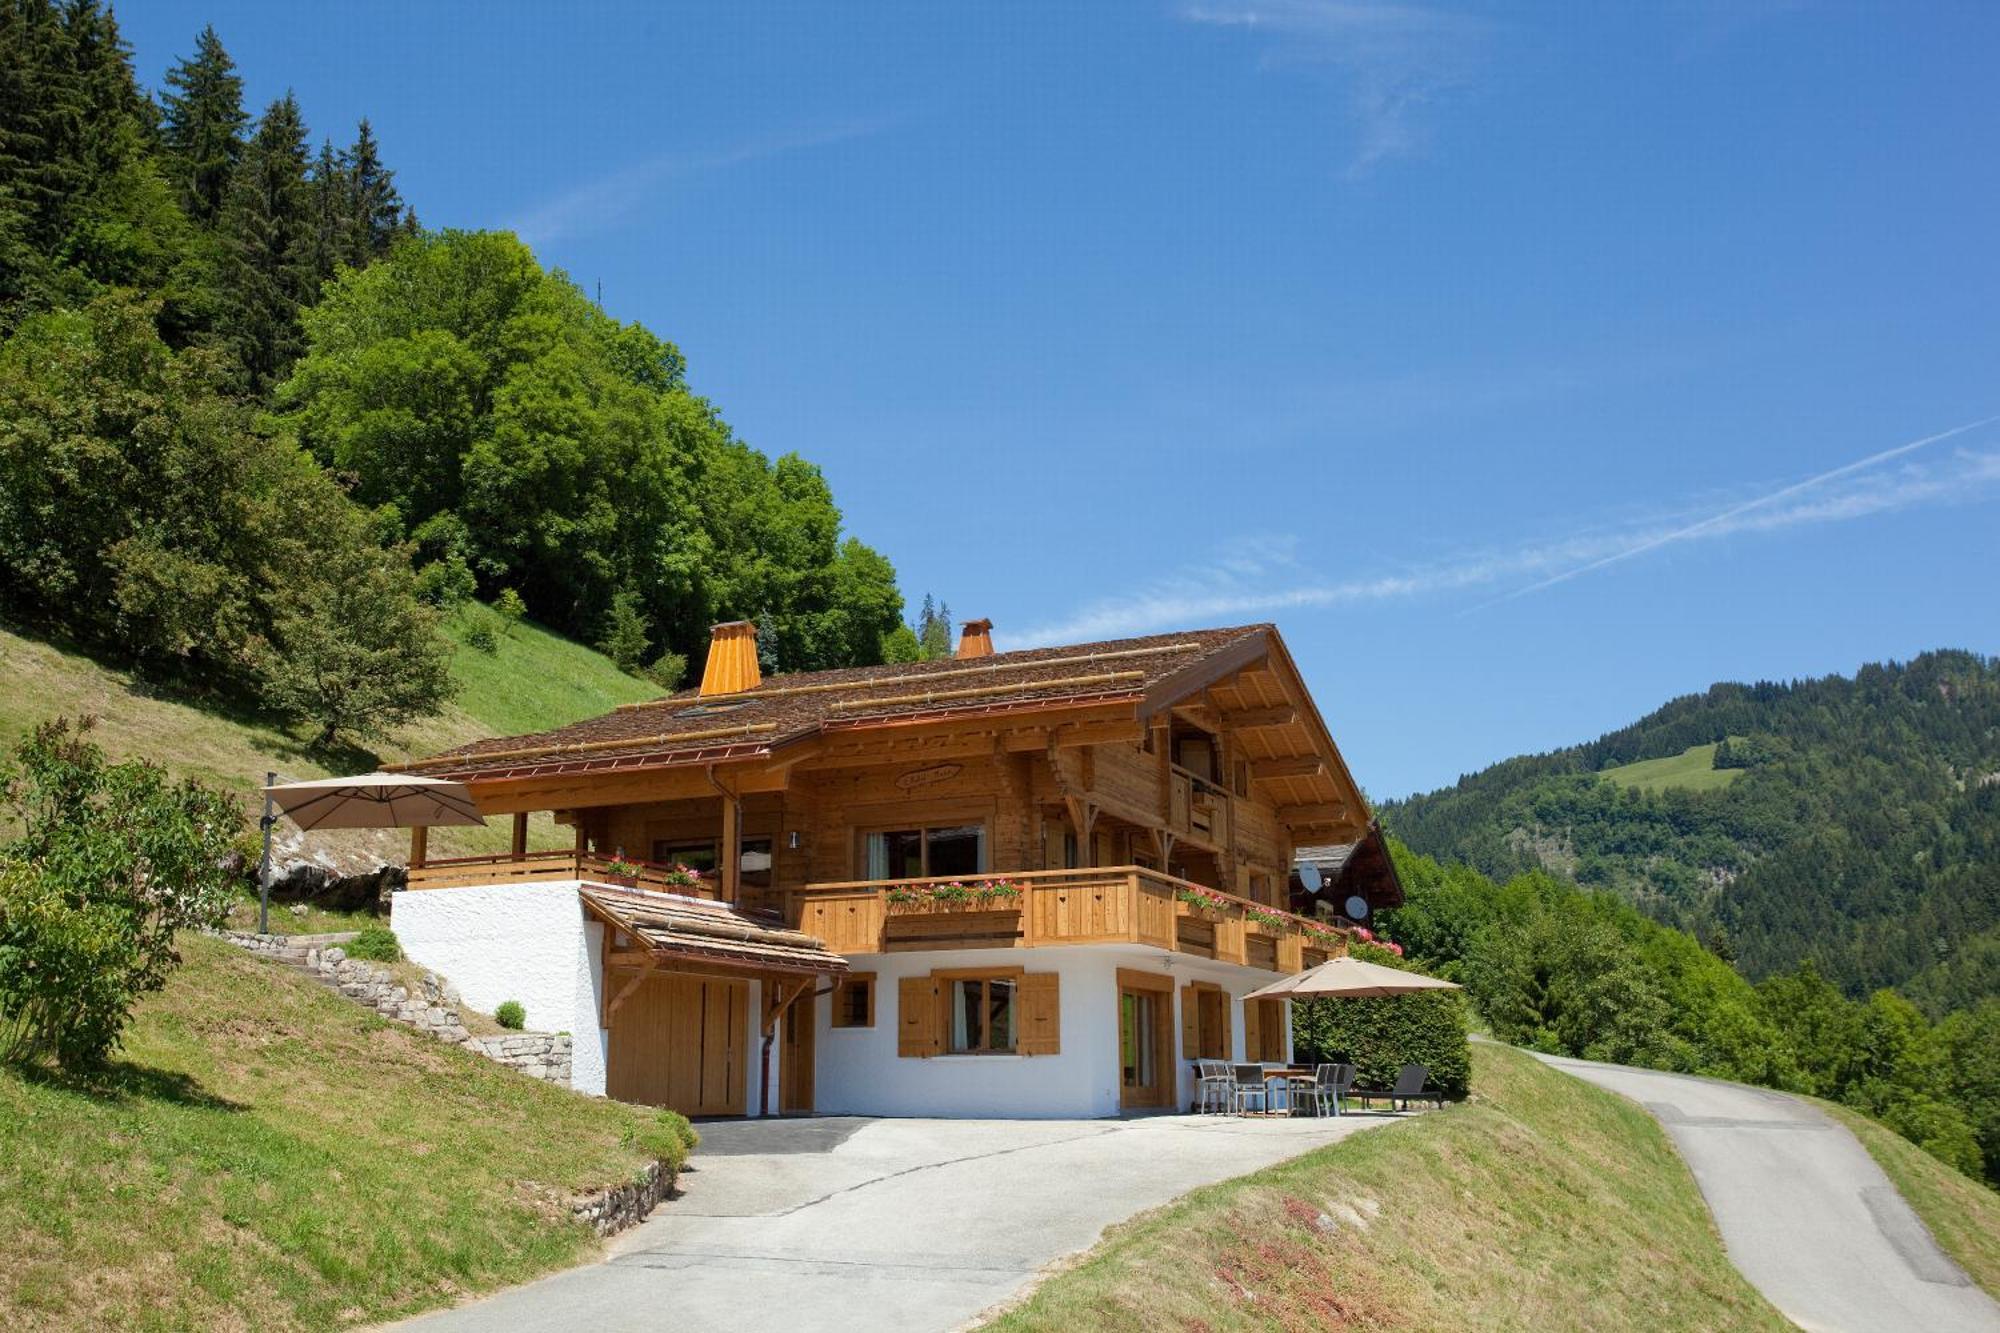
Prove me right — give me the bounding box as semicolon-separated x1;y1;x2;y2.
263;773;486;831
1243;954;1460;1000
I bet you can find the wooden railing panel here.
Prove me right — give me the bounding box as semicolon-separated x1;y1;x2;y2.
796;892;885;954
1134;878;1177;949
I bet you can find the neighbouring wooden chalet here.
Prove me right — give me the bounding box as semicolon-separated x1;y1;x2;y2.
389;618;1400;1119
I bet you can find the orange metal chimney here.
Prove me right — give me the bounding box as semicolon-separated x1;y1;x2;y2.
699;621;762;695
955;618;995;659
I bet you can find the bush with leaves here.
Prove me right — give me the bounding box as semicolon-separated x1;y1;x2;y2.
0;718;241;1068
495;999;525;1030
345;925;401;963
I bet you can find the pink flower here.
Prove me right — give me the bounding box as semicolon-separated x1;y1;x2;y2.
1355;927;1373;942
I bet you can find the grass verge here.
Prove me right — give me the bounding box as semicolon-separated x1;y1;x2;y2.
984;1044;1785;1332
1816;1099;2000;1298
0;935;692;1332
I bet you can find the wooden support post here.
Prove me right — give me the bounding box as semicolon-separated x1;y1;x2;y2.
511;811;528;859
409;824;428;869
719;790;741;902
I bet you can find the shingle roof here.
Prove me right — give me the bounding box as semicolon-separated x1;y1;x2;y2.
401;625;1270;782
581;885;849;976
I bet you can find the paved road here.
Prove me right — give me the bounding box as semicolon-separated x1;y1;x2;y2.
387;1111;1388;1333
1537;1053;2000;1333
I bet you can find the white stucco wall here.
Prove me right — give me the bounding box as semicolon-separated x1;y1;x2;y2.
391;881;609;1095
813;946;1290;1119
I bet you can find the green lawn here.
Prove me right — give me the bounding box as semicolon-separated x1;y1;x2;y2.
0;604;656;859
0;935;692;1331
439;602;660;739
1816;1099;2000;1299
1600;741;1745;794
984;1044;1785;1332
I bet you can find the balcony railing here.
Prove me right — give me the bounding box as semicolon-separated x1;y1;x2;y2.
785;866;1349;972
403;855;1351;973
404;851;723;899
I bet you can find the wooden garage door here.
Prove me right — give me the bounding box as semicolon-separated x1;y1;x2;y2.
606;974;748;1116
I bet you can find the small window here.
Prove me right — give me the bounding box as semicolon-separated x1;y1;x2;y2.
653;839;717;873
832;973;875;1028
864;824;987;879
948;975;1017;1053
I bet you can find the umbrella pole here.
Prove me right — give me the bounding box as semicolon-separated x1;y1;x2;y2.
257;770;276;935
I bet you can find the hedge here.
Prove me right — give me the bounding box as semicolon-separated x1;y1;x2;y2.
1290;955;1471;1099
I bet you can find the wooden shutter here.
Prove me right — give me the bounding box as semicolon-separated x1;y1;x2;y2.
898;975;940;1058
1018;973;1060;1056
1243;997;1262;1064
1180;984;1198;1060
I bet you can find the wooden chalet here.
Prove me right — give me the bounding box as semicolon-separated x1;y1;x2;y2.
389;618;1373;1118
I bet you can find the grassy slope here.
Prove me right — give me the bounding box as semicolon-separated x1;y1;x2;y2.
1599;742;1744;794
1817;1099;2000;1298
986;1044;1784;1333
0;604;657;859
0;935;692;1332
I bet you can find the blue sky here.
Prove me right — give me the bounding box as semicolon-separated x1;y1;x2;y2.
126;2;2000;798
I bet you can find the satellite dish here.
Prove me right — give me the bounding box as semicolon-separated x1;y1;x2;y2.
1298;862;1323;894
1345;895;1370;921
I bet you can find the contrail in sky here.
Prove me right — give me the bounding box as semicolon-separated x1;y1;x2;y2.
1474;412;2000;608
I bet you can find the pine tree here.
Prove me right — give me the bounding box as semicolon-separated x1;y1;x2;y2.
220;93;314;391
305;137;350;285
756;608;781;676
160;24;247;224
344;118;404;262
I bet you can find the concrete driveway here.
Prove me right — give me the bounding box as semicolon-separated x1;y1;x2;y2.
1537;1053;2000;1333
390;1111;1387;1333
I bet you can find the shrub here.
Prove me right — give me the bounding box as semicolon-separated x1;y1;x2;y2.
0;718;239;1069
643;650;687;692
1292;945;1472;1098
463;619;498;654
494;587;527;632
495;999;525;1030
346;925;402;963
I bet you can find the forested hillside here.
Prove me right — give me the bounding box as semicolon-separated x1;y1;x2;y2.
1381;651;2000;1013
0;2;903;752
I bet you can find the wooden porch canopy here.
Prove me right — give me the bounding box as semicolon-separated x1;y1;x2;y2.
581;884;850;979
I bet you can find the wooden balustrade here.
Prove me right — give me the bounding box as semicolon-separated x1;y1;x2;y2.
789;865;1344;971
404;851;722;899
402;854;1344;972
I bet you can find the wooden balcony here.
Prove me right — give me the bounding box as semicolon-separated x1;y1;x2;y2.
404;851;724;899
786;866;1349;971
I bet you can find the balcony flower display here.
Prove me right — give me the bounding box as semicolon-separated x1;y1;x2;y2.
1244;905;1288;930
1172;885;1238;916
601;856;643;885
659;863;704;890
885;879;1026;910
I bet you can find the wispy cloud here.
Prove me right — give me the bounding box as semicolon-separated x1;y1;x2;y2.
1180;0;1491;175
510;117;895;248
1010;419;2000;646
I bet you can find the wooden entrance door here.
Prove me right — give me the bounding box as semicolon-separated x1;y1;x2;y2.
1117;969;1174;1109
607;974;748;1116
778;986;816;1114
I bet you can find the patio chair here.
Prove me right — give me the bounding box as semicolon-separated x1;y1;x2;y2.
1193;1060;1234;1114
1300;1063;1357;1117
1230;1063;1272;1115
1355;1063;1443;1112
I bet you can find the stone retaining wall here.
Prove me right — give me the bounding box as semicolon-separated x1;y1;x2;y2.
218;931;571;1083
570;1159;677;1237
